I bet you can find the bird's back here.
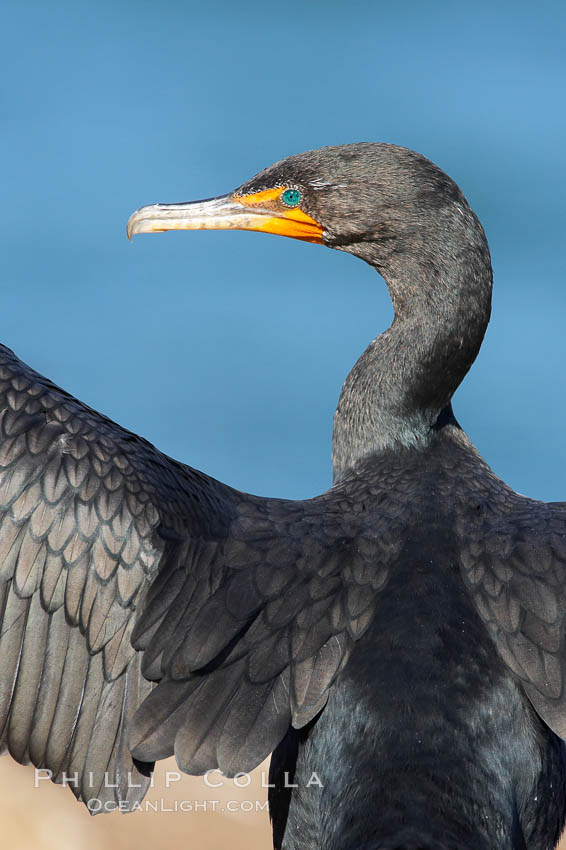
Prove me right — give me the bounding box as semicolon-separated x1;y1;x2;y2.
270;429;566;850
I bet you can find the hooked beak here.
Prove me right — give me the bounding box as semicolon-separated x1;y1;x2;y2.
127;190;324;245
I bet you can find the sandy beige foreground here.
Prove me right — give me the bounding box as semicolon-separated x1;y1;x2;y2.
0;756;270;850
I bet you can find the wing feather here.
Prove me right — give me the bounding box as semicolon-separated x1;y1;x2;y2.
28;606;70;765
7;590;49;763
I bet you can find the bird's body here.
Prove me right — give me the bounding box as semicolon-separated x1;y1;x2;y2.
2;143;566;848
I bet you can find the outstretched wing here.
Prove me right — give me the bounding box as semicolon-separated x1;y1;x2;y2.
0;344;393;809
458;496;566;739
0;343;239;808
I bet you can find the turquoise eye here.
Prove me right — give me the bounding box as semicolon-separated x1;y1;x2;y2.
281;188;302;208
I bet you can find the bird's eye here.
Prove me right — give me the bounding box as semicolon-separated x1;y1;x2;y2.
281;188;302;208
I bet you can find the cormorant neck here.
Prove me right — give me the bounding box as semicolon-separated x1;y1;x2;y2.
331;213;492;482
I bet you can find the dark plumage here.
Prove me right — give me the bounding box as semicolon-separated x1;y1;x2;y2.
2;143;566;849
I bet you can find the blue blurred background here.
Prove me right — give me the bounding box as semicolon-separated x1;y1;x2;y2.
2;0;565;501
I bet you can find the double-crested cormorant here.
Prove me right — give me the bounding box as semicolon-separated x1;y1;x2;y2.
1;144;566;849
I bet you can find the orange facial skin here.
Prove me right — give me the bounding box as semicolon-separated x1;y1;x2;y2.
234;187;324;244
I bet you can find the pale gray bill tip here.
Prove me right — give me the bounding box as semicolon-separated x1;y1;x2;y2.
126;195;272;242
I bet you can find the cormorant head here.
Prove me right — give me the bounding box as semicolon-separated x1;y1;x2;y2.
127;143;475;276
